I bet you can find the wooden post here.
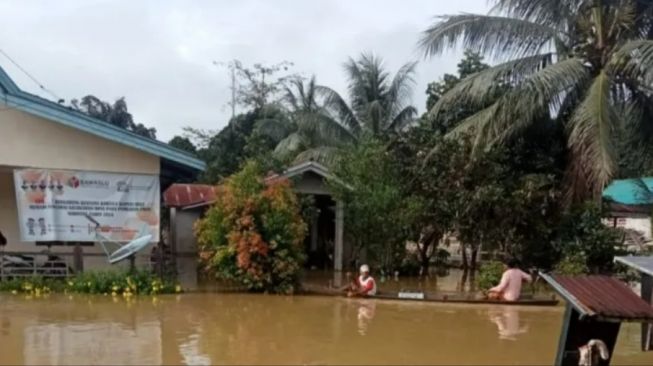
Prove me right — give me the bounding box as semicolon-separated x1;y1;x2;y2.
157;242;164;278
73;242;84;273
334;200;344;272
170;207;178;278
642;273;653;351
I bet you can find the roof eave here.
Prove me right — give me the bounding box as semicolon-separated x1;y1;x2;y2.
0;69;205;172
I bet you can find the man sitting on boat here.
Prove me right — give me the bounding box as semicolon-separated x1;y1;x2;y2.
487;258;532;301
347;264;377;297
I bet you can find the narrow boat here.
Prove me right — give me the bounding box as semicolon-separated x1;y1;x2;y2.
300;285;559;306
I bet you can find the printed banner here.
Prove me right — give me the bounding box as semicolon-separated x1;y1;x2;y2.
13;169;160;242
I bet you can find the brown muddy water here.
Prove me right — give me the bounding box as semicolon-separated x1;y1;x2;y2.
0;291;652;365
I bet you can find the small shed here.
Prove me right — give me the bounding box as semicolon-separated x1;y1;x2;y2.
614;256;653;351
541;273;653;365
163;183;219;289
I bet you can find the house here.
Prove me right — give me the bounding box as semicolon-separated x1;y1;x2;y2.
603;178;653;252
163;161;350;288
0;65;205;272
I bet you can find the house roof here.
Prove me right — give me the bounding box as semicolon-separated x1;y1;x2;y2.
265;161;350;189
615;256;653;277
163;183;218;209
540;273;653;322
603;178;653;206
0;66;205;171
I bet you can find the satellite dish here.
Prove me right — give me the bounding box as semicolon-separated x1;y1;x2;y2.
85;215;154;264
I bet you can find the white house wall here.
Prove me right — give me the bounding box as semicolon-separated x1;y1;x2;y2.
0;106;159;174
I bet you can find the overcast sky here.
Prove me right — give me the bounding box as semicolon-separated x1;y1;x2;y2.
0;0;490;142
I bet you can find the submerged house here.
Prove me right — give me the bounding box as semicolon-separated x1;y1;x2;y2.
164;161;351;285
0;65;205;272
603;178;653;252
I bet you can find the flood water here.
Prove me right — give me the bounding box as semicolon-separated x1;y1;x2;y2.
1;292;652;365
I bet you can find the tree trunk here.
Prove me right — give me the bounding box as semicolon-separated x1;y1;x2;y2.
461;243;468;270
470;247;479;271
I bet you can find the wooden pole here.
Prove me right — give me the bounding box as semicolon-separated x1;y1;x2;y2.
641;273;653;351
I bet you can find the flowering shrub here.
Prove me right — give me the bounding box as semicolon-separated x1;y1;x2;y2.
0;270;180;297
195;162;306;294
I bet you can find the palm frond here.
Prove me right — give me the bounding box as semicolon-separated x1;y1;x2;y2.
315;85;362;136
293;146;342;167
610;40;653;85
491;0;580;29
273;132;306;158
388;106;417;132
387;61;418;118
565;71;619;202
255;118;295;144
428;53;553;119
294;111;358;147
418;14;559;60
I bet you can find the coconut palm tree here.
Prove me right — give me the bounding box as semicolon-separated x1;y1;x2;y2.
255;76;356;165
259;54;418;165
419;0;653;203
318;53;418;139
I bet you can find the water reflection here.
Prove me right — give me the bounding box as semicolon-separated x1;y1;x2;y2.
487;307;529;341
356;300;376;336
0;293;651;365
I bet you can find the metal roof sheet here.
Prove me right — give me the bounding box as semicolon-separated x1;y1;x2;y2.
603;178;653;205
541;273;653;322
615;256;653;277
163;184;217;208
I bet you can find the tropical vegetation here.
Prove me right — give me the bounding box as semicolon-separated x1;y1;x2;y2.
195;162;306;293
179;0;651;279
0;269;180;296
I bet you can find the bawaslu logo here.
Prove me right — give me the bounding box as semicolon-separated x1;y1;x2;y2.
67;176;109;189
68;176;80;189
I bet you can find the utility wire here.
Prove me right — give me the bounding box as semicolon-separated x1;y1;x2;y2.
0;48;63;102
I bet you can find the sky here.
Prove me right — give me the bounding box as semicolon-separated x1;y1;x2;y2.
0;0;490;142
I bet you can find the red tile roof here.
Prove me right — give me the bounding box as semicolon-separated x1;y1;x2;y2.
163;184;218;208
543;274;653;321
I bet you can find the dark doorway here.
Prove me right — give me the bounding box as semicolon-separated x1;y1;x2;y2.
305;194;335;270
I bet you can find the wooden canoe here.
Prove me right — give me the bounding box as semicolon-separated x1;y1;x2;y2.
300;285;559;306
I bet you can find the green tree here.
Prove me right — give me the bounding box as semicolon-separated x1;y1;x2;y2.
198;106;288;183
553;202;625;274
419;0;653;203
168;136;197;155
329;138;421;273
70;96;157;139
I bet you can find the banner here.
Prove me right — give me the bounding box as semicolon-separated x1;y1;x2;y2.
13;169;160;242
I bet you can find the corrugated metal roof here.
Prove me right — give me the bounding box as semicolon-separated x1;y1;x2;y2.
541;273;653;322
615;256;653;277
163;184;218;208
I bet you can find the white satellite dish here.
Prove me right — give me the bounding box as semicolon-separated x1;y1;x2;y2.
85;215;153;264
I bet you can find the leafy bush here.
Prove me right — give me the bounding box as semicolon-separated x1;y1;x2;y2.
554;255;589;276
0;269;179;296
554;202;624;274
195;161;306;294
477;261;504;290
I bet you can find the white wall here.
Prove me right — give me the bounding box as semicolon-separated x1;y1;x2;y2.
0;107;159;174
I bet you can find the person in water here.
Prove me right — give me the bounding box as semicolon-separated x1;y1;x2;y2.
487;258;532;301
347;264;377;297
